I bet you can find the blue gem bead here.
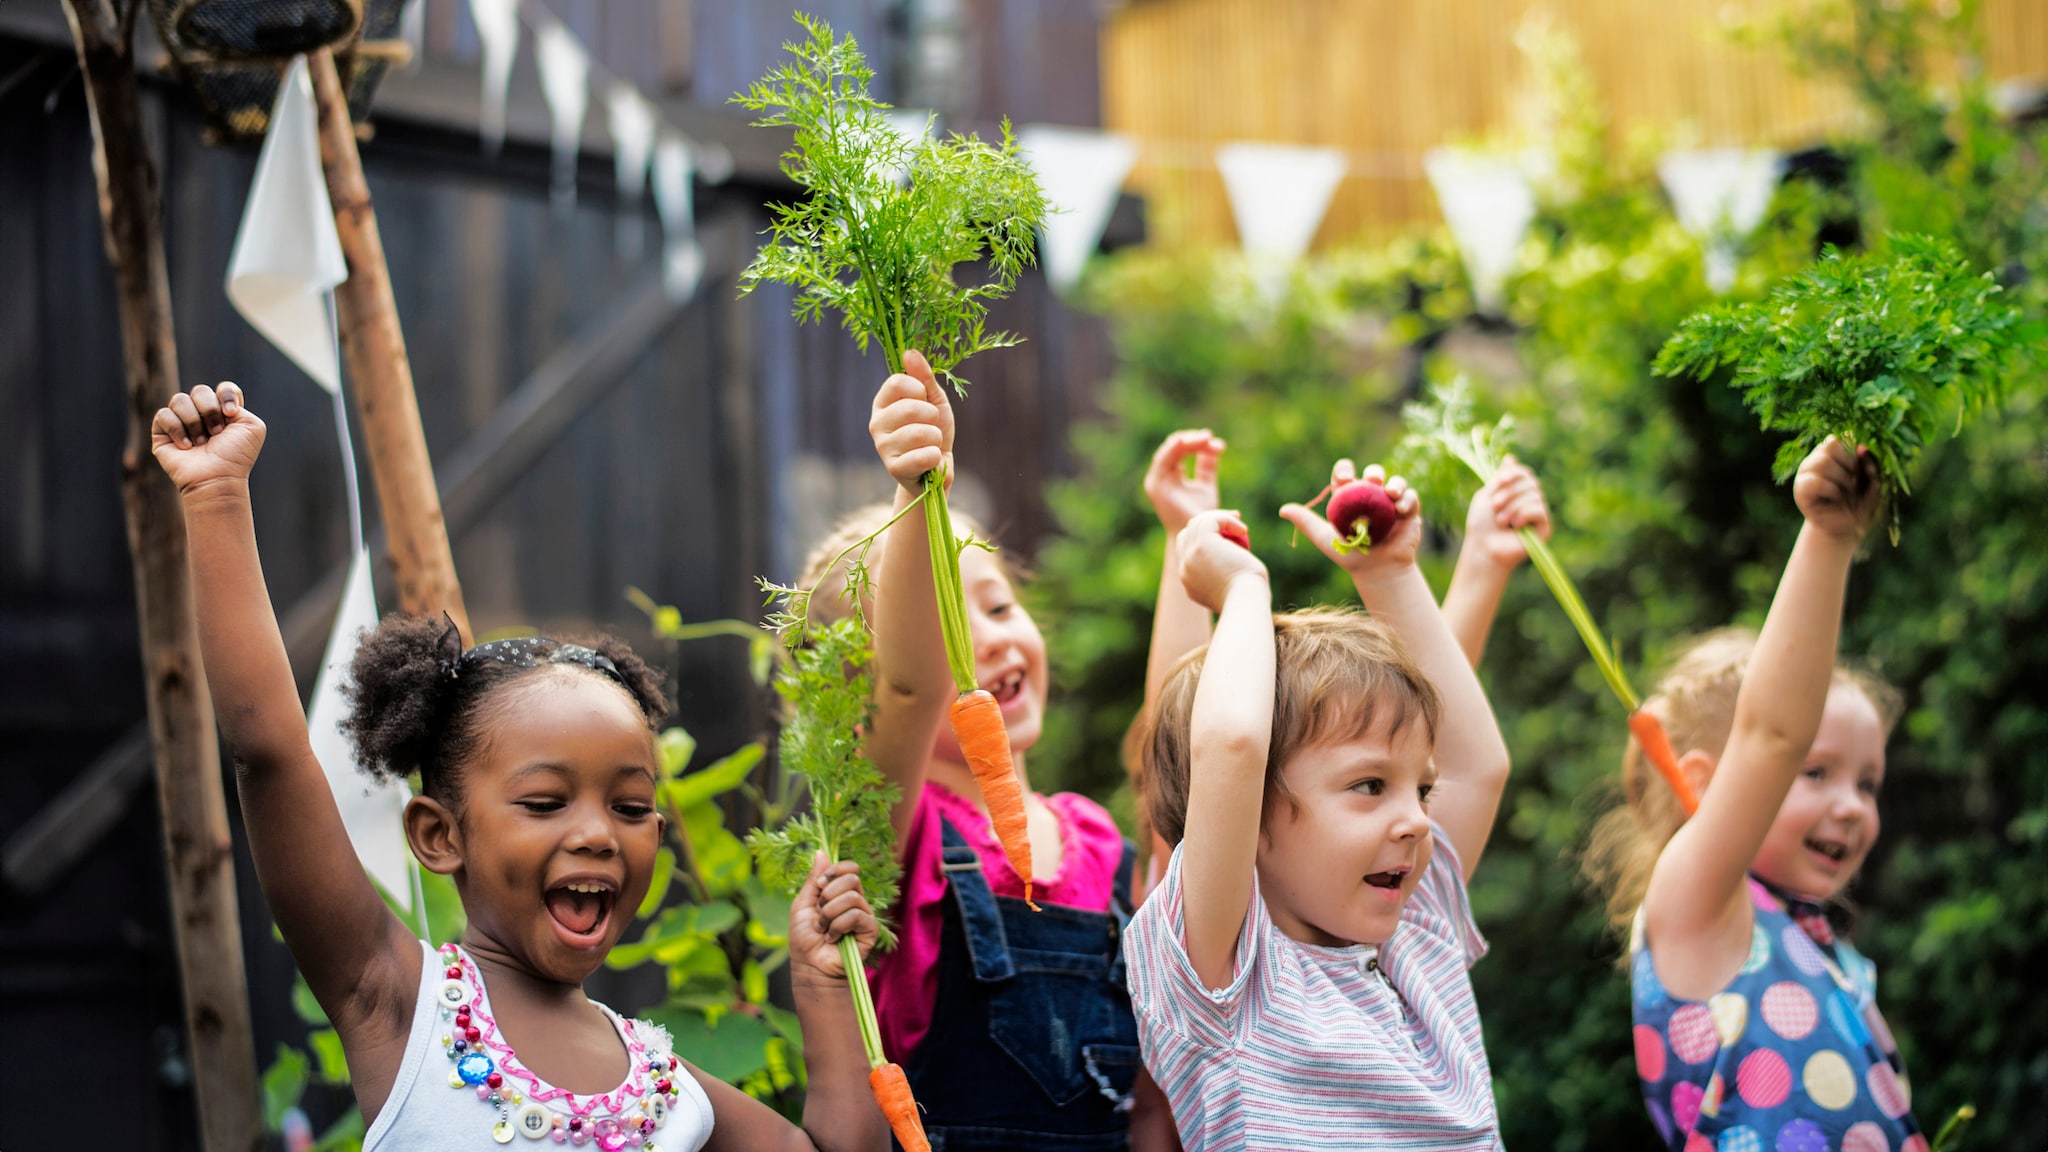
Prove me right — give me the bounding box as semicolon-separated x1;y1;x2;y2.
457;1052;497;1086
453;1038;468;1052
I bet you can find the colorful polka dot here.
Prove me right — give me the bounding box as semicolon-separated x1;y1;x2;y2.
1774;1118;1828;1152
1648;1099;1675;1145
1902;1135;1928;1152
1802;1049;1858;1110
1719;1126;1763;1152
1737;1048;1793;1109
1741;925;1772;974
1841;1121;1892;1152
1782;926;1829;976
1635;957;1669;1008
1711;991;1750;1047
1672;1080;1705;1133
1867;1004;1899;1054
1635;1024;1668;1082
1670;1003;1720;1064
1686;1134;1716;1152
1866;1061;1910;1119
1761;982;1818;1039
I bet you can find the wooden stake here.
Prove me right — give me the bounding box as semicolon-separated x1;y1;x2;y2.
59;3;261;1149
308;46;471;640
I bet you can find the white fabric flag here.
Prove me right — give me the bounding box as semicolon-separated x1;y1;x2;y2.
1018;125;1135;295
1425;147;1536;313
607;85;658;257
1658;148;1783;292
1216;142;1347;298
305;548;416;910
467;0;519;155
535;21;590;211
226;57;416;917
226;55;346;393
654;134;702;301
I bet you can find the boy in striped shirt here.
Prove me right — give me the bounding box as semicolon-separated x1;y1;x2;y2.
1126;465;1510;1150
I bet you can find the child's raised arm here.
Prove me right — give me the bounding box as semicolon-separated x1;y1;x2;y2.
1173;510;1274;991
1440;456;1551;668
150;384;417;1079
1645;437;1879;994
864;350;958;846
1141;429;1227;713
1282;462;1512;877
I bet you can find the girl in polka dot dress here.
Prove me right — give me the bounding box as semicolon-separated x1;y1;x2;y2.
1585;437;1923;1152
151;383;891;1152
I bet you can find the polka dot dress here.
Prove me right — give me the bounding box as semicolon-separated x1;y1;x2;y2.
1631;878;1922;1151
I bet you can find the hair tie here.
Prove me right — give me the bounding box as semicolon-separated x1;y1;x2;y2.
438;625;627;689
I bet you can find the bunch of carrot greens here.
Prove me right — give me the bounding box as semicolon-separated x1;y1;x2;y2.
735;14;1049;1147
1654;233;2025;545
1395;378;1700;812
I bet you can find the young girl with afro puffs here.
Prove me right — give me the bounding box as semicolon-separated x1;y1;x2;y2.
151;382;890;1152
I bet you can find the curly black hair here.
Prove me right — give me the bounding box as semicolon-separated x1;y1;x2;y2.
340;614;669;803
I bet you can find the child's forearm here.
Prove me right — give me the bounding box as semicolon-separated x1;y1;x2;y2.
1144;536;1214;713
1354;565;1510;874
868;485;953;837
1179;576;1273;988
180;482;311;764
1440;543;1514;669
791;971;890;1152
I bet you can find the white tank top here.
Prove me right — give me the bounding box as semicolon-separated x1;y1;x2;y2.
363;940;714;1151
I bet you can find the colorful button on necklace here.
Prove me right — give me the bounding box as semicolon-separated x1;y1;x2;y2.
436;942;685;1146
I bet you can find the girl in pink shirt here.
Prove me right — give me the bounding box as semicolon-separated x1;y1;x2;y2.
794;353;1198;1151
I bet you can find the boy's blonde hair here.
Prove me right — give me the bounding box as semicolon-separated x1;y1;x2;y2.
1581;627;1904;936
1141;607;1442;848
797;502;1020;630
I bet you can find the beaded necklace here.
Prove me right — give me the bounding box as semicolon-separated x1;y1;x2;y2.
432;941;686;1146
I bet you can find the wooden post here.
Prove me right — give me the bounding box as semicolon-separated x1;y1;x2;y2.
58;3;262;1150
307;46;471;639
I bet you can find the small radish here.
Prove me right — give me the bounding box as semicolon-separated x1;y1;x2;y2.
1326;480;1398;553
1220;520;1251;550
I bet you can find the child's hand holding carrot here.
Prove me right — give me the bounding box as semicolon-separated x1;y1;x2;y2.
1794;435;1882;543
869;348;954;494
1463;456;1551;571
788;851;882;982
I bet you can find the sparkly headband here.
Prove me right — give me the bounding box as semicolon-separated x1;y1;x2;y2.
433;614;625;686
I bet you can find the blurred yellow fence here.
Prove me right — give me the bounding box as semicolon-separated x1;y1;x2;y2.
1102;0;2048;248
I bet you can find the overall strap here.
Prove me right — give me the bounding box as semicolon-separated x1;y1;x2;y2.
1107;839;1138;984
939;816;1017;983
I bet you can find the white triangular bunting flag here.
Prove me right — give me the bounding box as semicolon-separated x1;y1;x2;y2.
535;21;590;211
1216;142;1347;298
467;0;518;155
1658;148;1783;292
1425;147;1536;313
654;134;701;301
1018;125;1135;295
607;85;658;257
226;55;346;394
307;547;416;913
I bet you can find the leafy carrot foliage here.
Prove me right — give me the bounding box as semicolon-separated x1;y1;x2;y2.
732;13;1048;390
747;617;901;948
1653;233;2023;540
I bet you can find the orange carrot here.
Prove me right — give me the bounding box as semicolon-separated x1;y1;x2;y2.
1628;709;1699;815
869;1062;930;1152
950;688;1035;907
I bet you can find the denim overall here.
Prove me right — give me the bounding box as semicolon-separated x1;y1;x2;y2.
899;817;1142;1151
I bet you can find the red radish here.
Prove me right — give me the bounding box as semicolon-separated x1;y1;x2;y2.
1220;520;1251;550
1327;480;1398;548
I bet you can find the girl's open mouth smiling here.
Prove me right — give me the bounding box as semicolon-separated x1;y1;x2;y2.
544;877;618;944
989;666;1028;709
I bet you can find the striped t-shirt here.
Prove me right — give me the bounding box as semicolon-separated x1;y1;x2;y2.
1124;825;1500;1150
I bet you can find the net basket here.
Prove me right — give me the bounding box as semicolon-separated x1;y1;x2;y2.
148;0;412;140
